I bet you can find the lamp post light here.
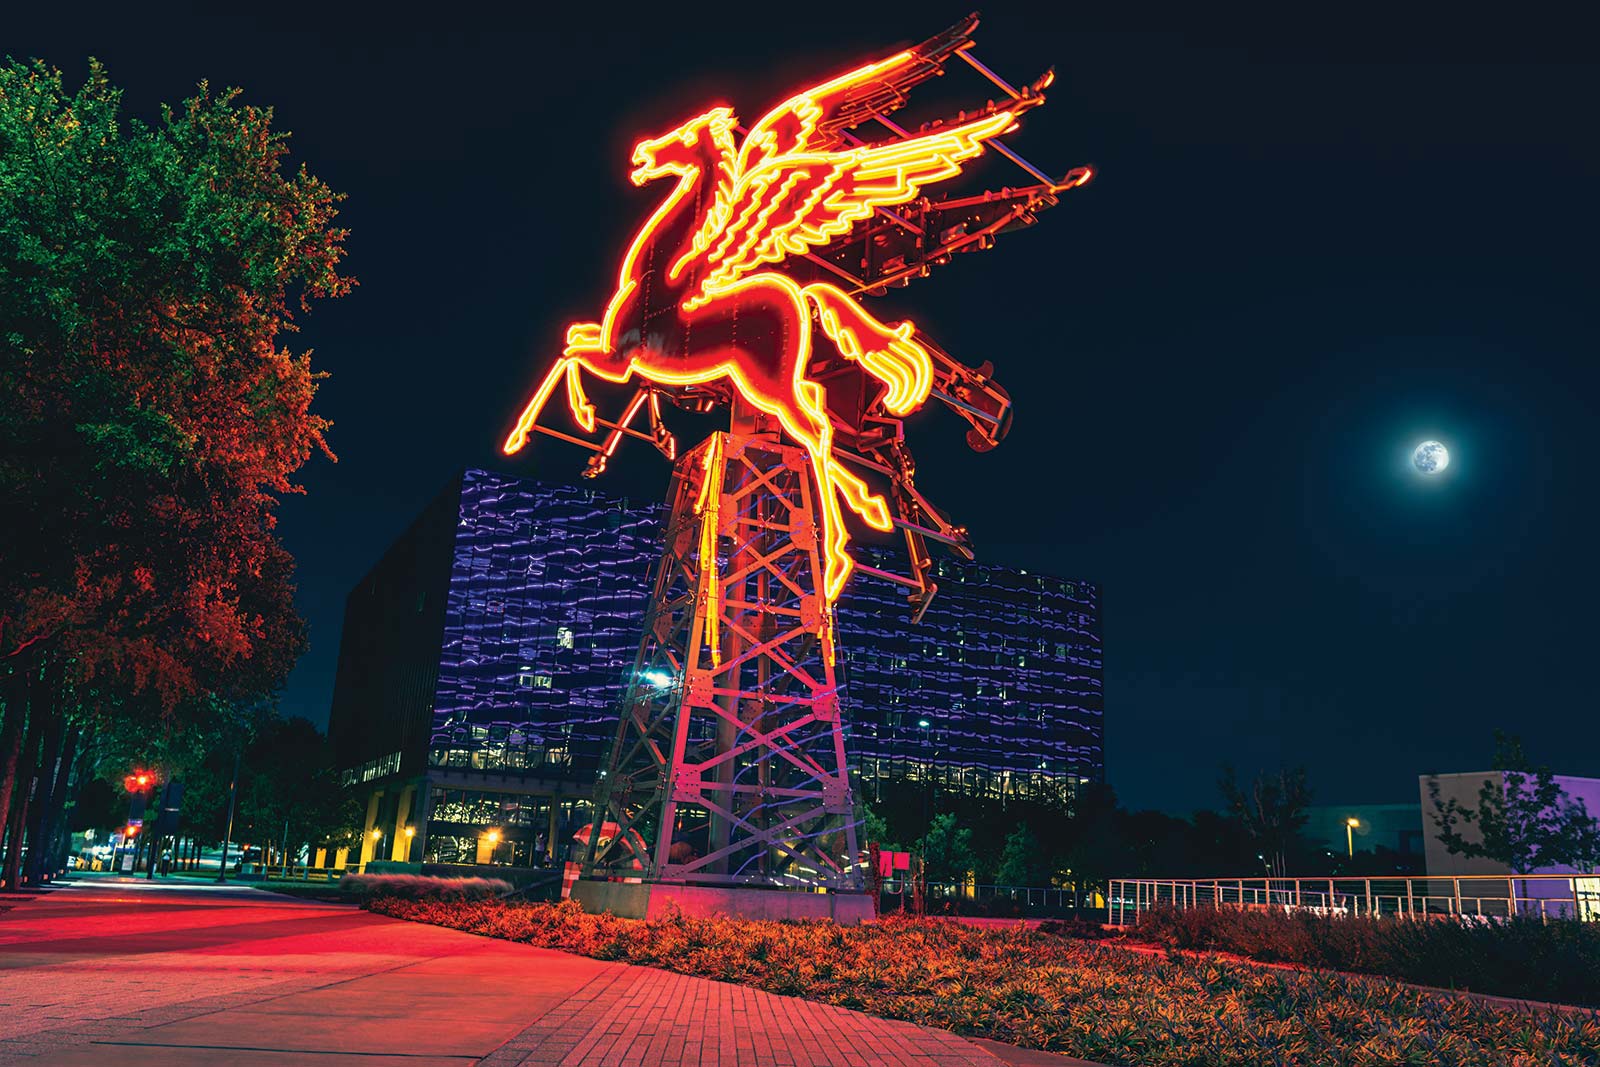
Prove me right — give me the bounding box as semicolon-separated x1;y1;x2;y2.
216;748;241;884
1345;817;1359;859
404;825;416;862
917;719;934;839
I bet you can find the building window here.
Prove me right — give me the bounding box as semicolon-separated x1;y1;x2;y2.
556;626;575;649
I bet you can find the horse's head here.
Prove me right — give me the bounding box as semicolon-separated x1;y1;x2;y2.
630;107;735;186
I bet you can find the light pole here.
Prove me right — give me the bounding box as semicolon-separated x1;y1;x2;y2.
1345;817;1359;859
917;719;932;839
216;748;241;883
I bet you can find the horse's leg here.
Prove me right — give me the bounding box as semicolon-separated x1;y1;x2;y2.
561;323;609;432
503;356;574;454
565;361;596;433
791;379;856;601
828;459;891;531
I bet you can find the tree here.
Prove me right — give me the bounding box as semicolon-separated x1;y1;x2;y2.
236;716;359;864
917;812;977;884
857;798;898;851
1427;733;1600;873
0;58;349;874
994;822;1051;887
1220;765;1311;877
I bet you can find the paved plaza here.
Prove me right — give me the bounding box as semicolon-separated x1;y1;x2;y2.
0;879;1094;1066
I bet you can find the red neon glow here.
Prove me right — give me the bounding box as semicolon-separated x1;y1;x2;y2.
504;48;1037;601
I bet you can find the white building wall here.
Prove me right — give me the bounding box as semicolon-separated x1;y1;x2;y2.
1419;771;1600;876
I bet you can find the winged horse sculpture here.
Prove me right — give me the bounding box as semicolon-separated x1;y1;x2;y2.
503;46;1049;602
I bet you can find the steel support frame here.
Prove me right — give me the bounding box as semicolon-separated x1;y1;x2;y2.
580;431;862;893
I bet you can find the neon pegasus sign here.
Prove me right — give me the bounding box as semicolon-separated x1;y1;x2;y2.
505;24;1086;605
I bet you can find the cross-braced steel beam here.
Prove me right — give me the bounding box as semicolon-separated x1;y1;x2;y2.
580;432;863;892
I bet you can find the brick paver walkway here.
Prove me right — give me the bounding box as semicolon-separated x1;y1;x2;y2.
0;878;1098;1066
480;959;995;1067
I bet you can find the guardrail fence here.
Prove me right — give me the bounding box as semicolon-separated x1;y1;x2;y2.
1108;873;1600;925
881;878;1082;911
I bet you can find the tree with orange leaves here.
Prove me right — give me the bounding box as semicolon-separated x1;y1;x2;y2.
0;58;351;883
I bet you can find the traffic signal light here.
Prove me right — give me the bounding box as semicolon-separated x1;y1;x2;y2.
122;770;158;793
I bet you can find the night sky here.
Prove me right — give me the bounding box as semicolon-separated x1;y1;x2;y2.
13;12;1597;814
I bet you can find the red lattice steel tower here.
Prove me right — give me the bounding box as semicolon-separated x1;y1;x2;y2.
502;15;1089;920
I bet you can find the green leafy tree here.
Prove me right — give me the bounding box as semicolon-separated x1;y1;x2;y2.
994;822;1052;886
857;798;899;851
236;716;359;864
1428;733;1600;872
917;812;977;884
0;58;349;872
1057;783;1129;904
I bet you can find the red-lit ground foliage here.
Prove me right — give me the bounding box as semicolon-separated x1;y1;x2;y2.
1134;903;1600;1008
367;897;1600;1066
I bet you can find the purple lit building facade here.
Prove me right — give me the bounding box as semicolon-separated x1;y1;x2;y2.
328;469;1102;870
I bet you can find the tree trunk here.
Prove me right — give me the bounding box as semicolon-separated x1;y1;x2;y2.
22;711;65;886
29;727;78;884
2;703;43;890
0;667;31;865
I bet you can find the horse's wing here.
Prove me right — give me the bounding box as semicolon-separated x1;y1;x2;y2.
736;14;979;176
680;109;1021;299
735;52;915;177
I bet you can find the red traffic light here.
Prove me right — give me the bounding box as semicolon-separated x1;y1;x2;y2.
123;770;157;792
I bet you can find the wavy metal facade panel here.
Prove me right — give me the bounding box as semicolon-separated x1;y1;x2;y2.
427;470;661;784
336;468;1102;809
422;470;1100;799
836;553;1103;802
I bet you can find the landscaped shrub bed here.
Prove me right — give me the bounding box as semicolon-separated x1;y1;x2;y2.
1134;904;1600;1007
366;897;1600;1066
338;872;510;901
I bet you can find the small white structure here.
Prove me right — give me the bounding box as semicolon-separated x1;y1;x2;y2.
1418;771;1600;919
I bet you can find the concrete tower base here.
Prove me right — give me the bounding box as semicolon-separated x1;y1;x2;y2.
572;880;875;924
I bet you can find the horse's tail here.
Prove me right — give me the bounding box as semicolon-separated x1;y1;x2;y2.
803;283;934;416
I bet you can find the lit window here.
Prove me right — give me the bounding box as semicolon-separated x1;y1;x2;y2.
556;626;575;649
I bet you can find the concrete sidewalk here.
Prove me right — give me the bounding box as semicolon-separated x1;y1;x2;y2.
0;879;1102;1066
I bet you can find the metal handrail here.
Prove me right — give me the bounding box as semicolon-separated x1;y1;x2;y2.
1106;873;1600;925
880;878;1082;908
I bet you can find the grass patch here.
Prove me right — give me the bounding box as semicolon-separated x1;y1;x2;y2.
1134;904;1600;1007
366;897;1600;1066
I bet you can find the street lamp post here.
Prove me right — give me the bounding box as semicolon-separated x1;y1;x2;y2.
917;719;933;839
217;748;242;884
485;828;501;865
1346;817;1359;859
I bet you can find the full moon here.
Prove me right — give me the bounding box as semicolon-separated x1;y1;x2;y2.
1413;440;1449;474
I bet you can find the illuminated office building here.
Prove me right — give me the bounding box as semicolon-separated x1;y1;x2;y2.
328;469;1102;868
